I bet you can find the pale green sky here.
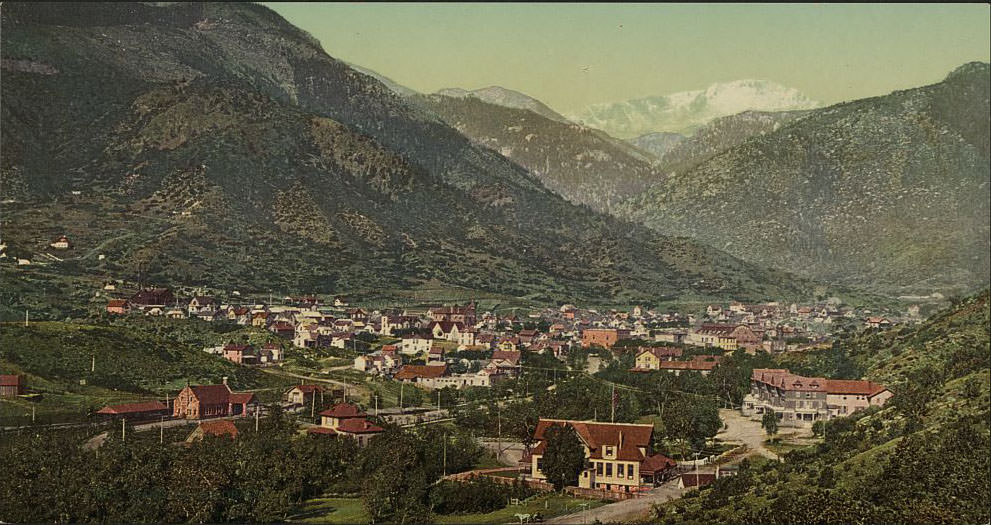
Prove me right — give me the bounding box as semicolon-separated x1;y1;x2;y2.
264;3;991;113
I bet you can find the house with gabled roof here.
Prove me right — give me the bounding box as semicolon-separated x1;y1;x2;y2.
632;347;683;370
313;402;384;446
395;364;448;384
173;382;257;419
525;419;676;492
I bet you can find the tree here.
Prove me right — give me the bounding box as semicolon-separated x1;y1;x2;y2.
762;409;779;437
540;425;585;490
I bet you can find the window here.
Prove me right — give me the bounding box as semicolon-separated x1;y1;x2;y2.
605;446;614;457
596;462;602;475
617;464;625;477
629;467;634;480
606;463;613;477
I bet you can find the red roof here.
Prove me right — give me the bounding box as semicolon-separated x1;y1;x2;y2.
658;355;723;371
197;419;238;438
107;299;128;308
753;368;888;396
640;453;677;473
229;392;256;405
319;403;367;418
0;375;22;387
680;473;717;488
96;401;168;415
532;419;654;462
491;350;521;365
395;365;447;380
188;384;232;405
637;347;683;359
428;321;465;333
308;427;338;436
824;379;889;397
336;417;384;434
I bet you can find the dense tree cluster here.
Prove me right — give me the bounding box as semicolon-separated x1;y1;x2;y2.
0;407;485;524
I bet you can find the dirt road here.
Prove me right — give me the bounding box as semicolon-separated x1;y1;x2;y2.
545;479;685;524
716;408;780;461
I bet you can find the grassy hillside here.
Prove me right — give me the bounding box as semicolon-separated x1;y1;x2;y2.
654;290;990;524
0;319;292;424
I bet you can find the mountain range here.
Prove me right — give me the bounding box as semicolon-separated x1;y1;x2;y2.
617;63;991;295
571;79;821;138
0;2;812;304
417;92;661;213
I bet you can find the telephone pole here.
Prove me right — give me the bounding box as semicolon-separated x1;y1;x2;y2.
121;418;126;442
611;383;616;423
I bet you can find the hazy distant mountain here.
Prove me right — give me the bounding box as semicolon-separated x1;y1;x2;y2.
618;63;991;295
435;86;570;123
572;79;821;138
0;2;812;304
627;132;685;158
418;93;663;213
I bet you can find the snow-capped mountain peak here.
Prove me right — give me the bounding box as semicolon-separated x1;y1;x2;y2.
570;79;820;138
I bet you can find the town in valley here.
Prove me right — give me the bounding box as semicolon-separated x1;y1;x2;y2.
0;2;988;524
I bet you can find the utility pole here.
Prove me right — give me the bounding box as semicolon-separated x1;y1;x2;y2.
311;392;316;420
399;382;404;412
31;405;35;424
694;451;700;489
611;383;616;423
442;433;447;477
437;390;441;412
497;404;502;457
121;418;126;442
160;416;164;444
24;310;29;327
375;394;379;416
255;408;260;432
91;355;96;373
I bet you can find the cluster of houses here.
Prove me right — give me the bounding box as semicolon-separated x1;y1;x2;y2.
741;368;892;427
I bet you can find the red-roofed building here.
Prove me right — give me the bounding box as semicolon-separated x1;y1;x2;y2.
130;287;174;308
173;383;256;419
395;364;448;383
633;347;683;370
526;418;676;492
186;419;238;442
315;402;383;446
656;355;724;376
96;400;169;420
286;384;326;406
106;299;130;315
743;368;891;427
582;328;631;349
0;374;24;397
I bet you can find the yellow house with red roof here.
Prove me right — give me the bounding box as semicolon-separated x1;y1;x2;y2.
526;419;676;492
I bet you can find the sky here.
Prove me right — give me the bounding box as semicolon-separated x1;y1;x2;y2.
264;3;991;114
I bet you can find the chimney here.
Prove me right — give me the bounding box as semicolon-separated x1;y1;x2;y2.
222;376;228;386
